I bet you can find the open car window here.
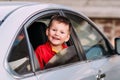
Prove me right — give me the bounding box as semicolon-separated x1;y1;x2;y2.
27;13;80;70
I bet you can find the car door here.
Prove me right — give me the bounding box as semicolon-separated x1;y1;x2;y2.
63;10;120;80
24;10;98;80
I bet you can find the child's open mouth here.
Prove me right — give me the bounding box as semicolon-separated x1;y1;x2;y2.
52;37;60;40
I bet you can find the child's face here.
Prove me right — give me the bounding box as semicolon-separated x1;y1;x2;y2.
46;20;70;46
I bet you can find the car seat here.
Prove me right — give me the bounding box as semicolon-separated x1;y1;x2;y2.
27;22;48;50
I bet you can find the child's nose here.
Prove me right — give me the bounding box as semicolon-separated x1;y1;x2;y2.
55;31;60;36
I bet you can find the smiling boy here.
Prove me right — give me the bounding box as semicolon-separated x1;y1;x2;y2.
35;15;72;69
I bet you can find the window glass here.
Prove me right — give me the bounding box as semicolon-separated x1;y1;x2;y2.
27;13;80;70
8;30;32;75
64;11;108;60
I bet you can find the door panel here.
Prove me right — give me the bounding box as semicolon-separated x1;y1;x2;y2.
100;55;120;80
37;62;96;80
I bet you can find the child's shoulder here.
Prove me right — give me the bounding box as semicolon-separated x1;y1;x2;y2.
36;42;51;49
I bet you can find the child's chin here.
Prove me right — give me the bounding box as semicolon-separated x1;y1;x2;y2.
52;43;60;46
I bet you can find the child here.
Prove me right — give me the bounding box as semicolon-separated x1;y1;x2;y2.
35;15;72;69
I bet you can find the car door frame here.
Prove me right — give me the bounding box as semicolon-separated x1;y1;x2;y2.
24;8;96;80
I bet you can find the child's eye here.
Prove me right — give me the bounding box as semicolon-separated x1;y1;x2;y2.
52;29;56;31
61;31;65;34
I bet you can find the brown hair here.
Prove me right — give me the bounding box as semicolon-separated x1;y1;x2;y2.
48;15;72;33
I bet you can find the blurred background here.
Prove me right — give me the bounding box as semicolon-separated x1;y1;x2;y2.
1;0;120;46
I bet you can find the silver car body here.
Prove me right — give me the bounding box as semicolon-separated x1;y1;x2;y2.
1;1;120;80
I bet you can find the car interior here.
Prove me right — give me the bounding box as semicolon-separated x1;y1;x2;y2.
27;22;48;50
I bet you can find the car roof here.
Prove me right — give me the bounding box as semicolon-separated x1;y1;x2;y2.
0;2;40;24
0;1;72;25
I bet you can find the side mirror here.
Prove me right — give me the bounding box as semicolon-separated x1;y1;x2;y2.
115;38;120;54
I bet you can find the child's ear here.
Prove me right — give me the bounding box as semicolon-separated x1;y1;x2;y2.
46;28;49;36
65;35;70;42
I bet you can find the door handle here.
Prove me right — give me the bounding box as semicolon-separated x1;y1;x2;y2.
96;70;106;80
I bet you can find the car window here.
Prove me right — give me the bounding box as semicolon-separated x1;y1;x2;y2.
27;13;80;70
8;30;32;75
64;11;109;60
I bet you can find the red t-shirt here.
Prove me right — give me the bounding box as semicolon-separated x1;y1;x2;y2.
35;42;67;69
